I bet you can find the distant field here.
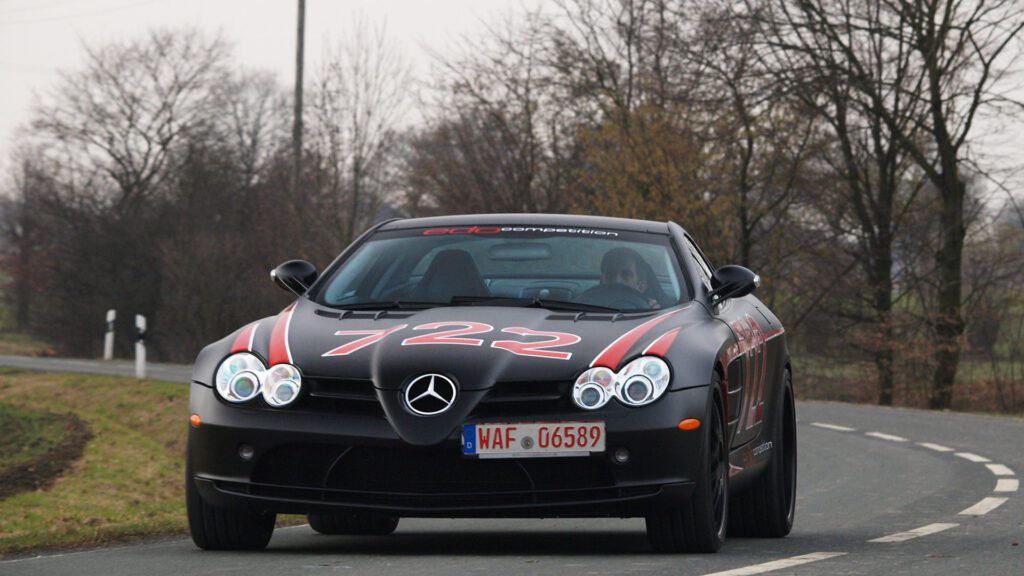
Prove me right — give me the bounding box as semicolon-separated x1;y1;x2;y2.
0;332;55;357
792;353;1024;414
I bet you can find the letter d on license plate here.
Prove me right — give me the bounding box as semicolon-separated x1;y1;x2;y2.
462;422;605;458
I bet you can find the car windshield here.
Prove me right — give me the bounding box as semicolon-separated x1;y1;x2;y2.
314;225;688;313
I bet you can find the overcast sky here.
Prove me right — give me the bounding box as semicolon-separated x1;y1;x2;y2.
0;0;544;173
0;0;1020;198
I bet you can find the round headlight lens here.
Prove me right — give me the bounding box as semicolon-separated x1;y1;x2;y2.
215;353;265;403
229;370;261;401
263;364;302;407
614;357;671;407
622;375;654;404
572;367;615;410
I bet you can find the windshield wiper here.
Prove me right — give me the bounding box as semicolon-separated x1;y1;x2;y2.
336;300;440;311
448;295;620;313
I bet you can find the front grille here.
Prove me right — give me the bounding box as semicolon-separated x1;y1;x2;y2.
249;443;616;496
472;380;571;417
298;377;384;418
297;377;571;419
217;480;658;509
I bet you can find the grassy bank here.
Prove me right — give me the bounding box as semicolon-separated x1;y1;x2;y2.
0;402;91;498
0;371;188;556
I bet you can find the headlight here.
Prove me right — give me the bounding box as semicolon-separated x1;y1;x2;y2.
263;363;303;407
615;357;670;406
573;366;615;410
215;353;265;403
214;353;303;407
572;357;671;410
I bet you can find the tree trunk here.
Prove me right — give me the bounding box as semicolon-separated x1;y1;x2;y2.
873;249;895;406
929;176;966;409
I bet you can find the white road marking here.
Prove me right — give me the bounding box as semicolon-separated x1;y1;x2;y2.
810;422;856;432
955;452;991;463
702;552;847;576
918;442;954;452
985;464;1015;476
959;497;1008;516
994;478;1019;493
869;522;958;543
865;431;908;442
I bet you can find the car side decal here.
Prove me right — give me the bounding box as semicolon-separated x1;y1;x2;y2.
589;306;690;370
641;327;681;357
230;322;259;354
268;304;296;366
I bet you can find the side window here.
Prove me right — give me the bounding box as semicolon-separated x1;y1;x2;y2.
683;237;713;290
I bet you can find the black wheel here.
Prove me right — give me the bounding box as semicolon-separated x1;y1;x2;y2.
308;512;400;535
186;445;276;550
728;368;796;537
646;378;728;553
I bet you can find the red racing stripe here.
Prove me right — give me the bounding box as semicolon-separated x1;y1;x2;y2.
229;322;259;353
268;304;296;366
642;327;681;357
589;307;689;370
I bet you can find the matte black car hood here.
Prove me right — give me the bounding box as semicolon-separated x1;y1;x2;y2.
278;298;698;388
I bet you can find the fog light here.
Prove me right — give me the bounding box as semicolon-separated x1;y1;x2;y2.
613;447;630;464
238;444;254;461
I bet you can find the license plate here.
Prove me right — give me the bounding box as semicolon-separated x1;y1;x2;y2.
462;422;605;458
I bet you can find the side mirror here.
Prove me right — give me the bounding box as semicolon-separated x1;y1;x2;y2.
271;260;318;296
708;265;760;303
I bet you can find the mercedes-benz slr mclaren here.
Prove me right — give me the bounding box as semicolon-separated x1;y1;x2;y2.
186;214;797;553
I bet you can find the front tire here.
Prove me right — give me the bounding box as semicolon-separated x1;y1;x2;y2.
308;512;399;535
646;379;728;553
728;368;796;537
186;447;276;550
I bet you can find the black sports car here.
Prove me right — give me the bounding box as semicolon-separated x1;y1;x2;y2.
186;214;796;553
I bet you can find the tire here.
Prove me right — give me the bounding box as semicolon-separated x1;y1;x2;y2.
728;368;796;538
645;377;728;553
186;447;276;550
308;512;400;535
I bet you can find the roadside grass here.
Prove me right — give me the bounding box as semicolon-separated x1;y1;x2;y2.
0;404;77;475
0;401;86;485
0;332;55;357
0;372;189;556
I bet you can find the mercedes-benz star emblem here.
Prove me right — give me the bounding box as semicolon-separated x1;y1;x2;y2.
404;373;458;416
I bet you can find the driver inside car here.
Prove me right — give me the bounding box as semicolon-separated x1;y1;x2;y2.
594;247;661;309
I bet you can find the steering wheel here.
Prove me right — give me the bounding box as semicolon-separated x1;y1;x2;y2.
580;283;652;311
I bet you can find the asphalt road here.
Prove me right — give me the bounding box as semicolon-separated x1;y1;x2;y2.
0;355;192;383
0;357;1021;575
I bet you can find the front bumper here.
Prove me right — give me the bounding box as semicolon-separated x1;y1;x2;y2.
187;382;709;518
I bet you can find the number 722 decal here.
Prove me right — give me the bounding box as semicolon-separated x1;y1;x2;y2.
321;322;582;360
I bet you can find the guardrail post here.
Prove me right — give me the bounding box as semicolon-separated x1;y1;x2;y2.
135;314;147;379
103;309;116;360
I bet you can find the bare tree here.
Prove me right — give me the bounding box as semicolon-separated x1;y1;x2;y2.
308;19;409;245
748;0;1024;408
32;28;229;216
405;10;577;215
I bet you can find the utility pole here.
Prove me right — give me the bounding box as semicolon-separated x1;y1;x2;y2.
291;0;306;197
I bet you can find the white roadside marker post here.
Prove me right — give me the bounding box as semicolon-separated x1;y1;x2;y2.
103;309;116;360
135;314;147;379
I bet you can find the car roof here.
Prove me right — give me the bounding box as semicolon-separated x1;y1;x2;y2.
378;213;674;235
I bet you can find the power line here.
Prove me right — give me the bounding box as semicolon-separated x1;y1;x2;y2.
0;0;160;26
